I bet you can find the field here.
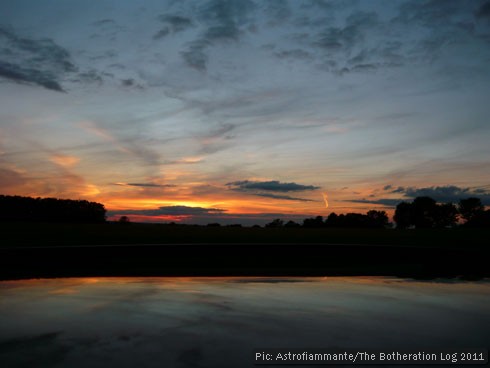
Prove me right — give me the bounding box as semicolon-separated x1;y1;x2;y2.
1;222;489;280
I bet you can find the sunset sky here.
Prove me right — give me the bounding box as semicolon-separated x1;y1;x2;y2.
1;0;490;225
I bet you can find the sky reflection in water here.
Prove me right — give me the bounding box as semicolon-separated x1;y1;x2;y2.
0;277;489;368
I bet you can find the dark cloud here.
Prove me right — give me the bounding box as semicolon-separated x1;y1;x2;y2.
314;11;379;52
227;180;320;192
180;40;210;71
350;185;490;208
110;205;226;216
121;78;134;87
391;186;406;193
0;61;64;91
92;19;115;26
154;15;193;39
264;1;292;26
401;185;490;205
255;193;316;202
0;26;76;91
181;0;255;70
274;49;312;60
347;198;404;207
76;69;103;85
476;1;490;19
396;0;470;27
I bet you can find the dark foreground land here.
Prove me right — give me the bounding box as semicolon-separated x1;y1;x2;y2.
1;222;489;280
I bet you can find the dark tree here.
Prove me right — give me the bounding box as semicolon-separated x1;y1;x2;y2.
411;196;437;228
325;212;339;227
265;218;284;228
467;210;490;228
303;216;324;228
366;210;389;228
0;195;106;223
394;202;412;229
284;220;301;228
433;202;458;228
458;198;484;222
118;215;130;224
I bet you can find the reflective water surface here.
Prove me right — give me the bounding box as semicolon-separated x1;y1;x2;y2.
0;277;489;367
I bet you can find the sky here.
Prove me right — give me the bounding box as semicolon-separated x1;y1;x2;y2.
1;0;490;225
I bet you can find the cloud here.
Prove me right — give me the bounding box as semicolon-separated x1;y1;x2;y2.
49;154;80;168
113;182;175;188
92;19;116;27
154;14;193;39
180;0;255;70
401;185;490;205
180;40;210;71
348;185;490;208
0;25;76;91
254;193;316;202
227;180;319;192
347;198;405;207
110;205;226;217
225;180;320;202
315;11;379;52
476;1;490;19
0;167;26;188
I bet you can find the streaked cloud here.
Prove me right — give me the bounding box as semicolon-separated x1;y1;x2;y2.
0;25;77;91
110;205;226;216
113;182;175;188
227;180;319;192
49;154;80;168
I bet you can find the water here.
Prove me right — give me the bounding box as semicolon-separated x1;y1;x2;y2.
0;277;489;367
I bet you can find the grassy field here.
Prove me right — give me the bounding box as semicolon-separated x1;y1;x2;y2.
1;222;488;279
1;221;489;248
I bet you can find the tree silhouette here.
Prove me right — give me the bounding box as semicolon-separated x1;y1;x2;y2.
411;196;437;228
0;195;106;223
118;215;130;224
458;198;484;222
303;216;324;228
265;218;284;228
433;202;458;228
394;202;412;229
366;210;389;228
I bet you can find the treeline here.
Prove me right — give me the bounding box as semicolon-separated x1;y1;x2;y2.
264;196;489;229
0;195;106;223
395;196;490;229
265;210;389;229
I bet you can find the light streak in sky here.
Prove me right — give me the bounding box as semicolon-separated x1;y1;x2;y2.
322;193;329;208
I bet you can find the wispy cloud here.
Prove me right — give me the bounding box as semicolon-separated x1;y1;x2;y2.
49;154;80;168
113;182;175;188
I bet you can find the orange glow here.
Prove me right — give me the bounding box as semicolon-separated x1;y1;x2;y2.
50;154;80;167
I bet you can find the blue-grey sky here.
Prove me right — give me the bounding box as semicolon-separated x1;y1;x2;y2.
1;0;490;224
